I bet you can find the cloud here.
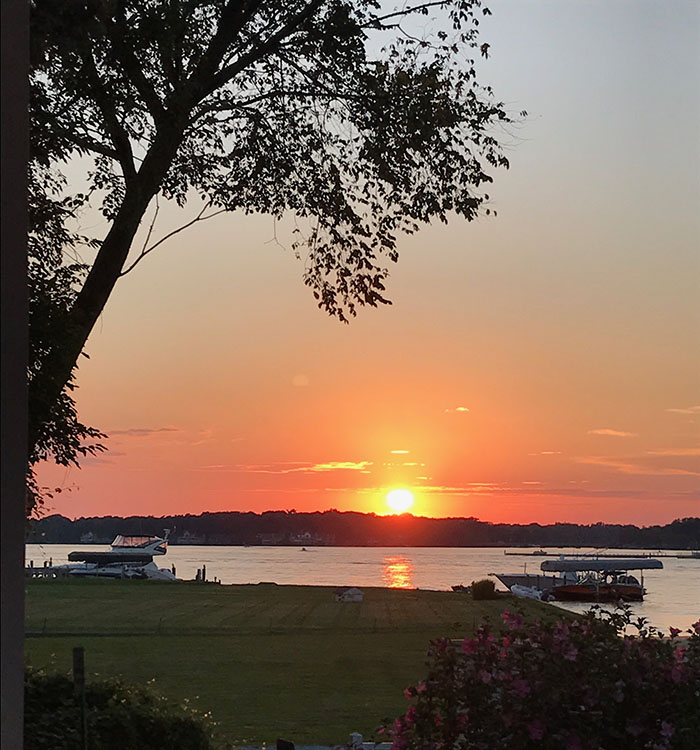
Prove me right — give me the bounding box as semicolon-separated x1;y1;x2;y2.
576;455;700;477
410;483;645;499
444;406;470;413
306;461;372;473
645;447;700;457
197;460;373;474
666;405;700;415
588;429;637;437
108;427;180;436
390;450;410;454
528;451;562;456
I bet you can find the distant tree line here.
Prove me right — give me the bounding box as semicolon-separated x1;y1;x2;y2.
26;512;700;550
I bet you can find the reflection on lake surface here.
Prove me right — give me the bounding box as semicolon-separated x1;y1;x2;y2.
383;555;414;588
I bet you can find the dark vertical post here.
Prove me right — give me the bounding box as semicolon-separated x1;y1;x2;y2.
1;2;29;749
73;647;88;750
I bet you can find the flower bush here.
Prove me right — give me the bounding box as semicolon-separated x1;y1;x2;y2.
388;607;700;749
25;668;217;750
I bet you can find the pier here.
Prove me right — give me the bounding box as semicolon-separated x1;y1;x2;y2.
504;550;700;560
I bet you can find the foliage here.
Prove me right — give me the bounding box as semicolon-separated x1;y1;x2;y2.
470;578;496;600
27;0;516;477
389;606;700;749
24;666;215;750
27;161;107;517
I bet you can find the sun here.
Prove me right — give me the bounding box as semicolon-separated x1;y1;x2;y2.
386;488;414;514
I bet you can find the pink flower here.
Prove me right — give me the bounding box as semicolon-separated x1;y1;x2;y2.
403;686;414;698
478;669;492;684
501;610;524;630
527;719;545;740
660;721;674;739
462;637;479;655
416;680;427;694
433;712;443;726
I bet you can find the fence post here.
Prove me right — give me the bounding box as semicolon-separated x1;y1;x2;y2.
73;647;88;750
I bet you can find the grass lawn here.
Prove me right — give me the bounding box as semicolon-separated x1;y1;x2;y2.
25;580;567;745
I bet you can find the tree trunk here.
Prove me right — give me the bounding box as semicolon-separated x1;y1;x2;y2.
28;123;186;452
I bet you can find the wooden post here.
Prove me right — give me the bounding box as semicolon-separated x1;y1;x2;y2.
73;647;88;750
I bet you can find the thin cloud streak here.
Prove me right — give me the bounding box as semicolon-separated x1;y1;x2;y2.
666;406;700;415
108;427;180;436
576;456;700;477
646;448;700;457
195;460;373;474
588;428;637;437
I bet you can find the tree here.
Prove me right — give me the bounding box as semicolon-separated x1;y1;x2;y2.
27;162;106;515
29;0;514;508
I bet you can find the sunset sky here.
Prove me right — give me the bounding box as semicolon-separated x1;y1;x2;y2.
38;0;699;525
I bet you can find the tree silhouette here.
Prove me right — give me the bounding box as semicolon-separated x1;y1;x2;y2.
29;0;514;510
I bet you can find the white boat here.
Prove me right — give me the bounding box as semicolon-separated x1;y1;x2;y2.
62;532;177;580
491;571;576;593
510;584;548;601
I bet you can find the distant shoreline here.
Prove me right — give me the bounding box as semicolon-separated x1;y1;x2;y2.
26;512;700;551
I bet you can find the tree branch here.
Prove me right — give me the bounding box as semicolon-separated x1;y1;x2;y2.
104;12;166;124
79;49;138;183
361;2;450;29
119;203;227;276
197;0;326;101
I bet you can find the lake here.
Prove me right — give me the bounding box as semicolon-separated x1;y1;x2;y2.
25;544;700;631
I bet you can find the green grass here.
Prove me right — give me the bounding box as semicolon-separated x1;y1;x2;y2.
25;580;566;745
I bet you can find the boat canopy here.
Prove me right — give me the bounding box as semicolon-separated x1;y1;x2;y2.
540;558;663;573
112;535;163;548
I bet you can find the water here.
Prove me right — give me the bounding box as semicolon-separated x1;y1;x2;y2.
25;544;700;632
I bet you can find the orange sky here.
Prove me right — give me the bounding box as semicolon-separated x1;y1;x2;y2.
37;1;699;524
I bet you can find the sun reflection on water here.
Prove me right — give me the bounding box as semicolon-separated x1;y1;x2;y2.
382;555;414;588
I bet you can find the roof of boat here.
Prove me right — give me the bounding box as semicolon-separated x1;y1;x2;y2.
540;558;663;572
111;534;166;548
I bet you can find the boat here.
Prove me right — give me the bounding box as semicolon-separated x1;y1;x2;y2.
62;532;177;580
511;584;548;601
493;557;663;602
491;571;576;594
539;558;663;602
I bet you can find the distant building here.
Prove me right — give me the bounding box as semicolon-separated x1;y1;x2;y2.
290;530;325;545
174;530;205;545
257;533;284;545
335;587;364;602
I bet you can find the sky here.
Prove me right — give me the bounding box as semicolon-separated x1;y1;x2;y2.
37;0;700;525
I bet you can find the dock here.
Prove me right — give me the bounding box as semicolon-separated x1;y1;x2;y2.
504;550;700;559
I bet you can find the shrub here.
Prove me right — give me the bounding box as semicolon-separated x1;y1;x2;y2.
470;578;496;600
388;607;700;749
25;668;216;750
